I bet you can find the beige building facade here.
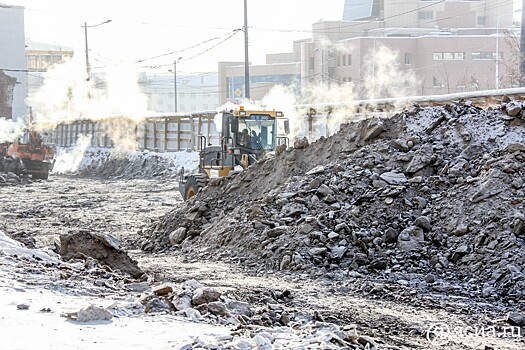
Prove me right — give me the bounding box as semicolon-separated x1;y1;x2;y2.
219;0;517;103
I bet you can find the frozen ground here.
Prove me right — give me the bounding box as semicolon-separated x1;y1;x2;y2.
0;177;523;349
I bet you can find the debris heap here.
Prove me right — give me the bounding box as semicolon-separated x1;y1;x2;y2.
143;99;525;302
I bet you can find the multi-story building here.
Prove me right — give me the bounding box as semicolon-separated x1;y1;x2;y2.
139;72;219;113
220;0;517;102
0;3;27;121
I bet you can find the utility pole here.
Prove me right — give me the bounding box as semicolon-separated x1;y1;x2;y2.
244;0;250;99
84;22;90;81
82;20;112;82
170;57;182;113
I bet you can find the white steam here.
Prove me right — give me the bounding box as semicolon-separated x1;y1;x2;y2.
0;118;25;143
30;59;148;125
259;45;418;142
53;134;92;174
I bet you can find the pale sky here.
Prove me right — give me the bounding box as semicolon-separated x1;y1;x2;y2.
6;0;345;74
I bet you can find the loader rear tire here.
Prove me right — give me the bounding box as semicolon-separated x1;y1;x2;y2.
184;173;209;200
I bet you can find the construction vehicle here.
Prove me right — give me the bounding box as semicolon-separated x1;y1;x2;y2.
179;106;289;200
2;130;55;179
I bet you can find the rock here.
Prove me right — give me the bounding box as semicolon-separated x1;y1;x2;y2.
363;120;385;141
280;255;292;270
396;226;425;252
390;139;409;152
145;297;174;313
507;312;525;326
414;216;432;231
207;301;230;317
379;171;407;185
406;145;434;174
294;137;309;149
75;305;113;322
505;100;522;116
382;228;399;244
306;165;325;175
152;284;173;296
184;308;203;322
267;226;289;238
17;304;29;310
317;184;334;197
226;300;253;317
173;294;192;311
425;274;436;283
169;227;187;245
309;247;328;256
275;144;287;156
192;287;221;306
125;282;151;293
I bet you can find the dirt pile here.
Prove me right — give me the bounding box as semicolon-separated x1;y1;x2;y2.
60;231;144;278
143;99;525;302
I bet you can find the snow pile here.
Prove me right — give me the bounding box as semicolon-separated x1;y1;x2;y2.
53;147;199;179
0;231;61;264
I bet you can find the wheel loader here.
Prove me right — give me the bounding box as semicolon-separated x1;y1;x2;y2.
179;106;289;200
1;130;55;179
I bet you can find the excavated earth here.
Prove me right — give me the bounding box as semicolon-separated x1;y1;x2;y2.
3;100;525;349
140;99;525;348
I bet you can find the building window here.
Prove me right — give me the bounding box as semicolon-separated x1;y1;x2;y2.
342;55;347;66
477;16;486;26
337;56;341;67
191;105;196;110
203;104;209;110
347;54;352;66
404;53;412;65
471;52;497;60
433;52;464;60
418;11;433;20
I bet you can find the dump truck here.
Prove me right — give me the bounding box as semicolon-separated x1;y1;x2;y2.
2;130;55;179
179;106;289;200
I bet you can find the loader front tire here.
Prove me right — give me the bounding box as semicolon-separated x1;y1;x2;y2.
184;173;209;200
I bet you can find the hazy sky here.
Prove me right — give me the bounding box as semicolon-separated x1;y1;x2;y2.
6;0;345;74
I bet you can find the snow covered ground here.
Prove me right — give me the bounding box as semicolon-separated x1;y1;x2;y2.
0;231;234;349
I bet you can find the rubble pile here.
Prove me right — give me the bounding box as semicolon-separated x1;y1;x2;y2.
143;99;525;302
135;279;378;349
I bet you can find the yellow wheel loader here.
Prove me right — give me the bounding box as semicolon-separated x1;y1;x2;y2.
179;106;289;200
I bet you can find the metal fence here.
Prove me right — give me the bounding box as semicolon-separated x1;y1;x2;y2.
48;113;220;151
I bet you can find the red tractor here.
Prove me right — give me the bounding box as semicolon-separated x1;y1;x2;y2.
2;130;55;179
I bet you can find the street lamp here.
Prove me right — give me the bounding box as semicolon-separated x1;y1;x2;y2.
496;13;512;89
83;19;112;81
168;57;183;113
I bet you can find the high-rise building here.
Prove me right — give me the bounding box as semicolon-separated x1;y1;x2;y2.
0;3;27;121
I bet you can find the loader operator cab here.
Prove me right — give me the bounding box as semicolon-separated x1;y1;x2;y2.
179;106;290;200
